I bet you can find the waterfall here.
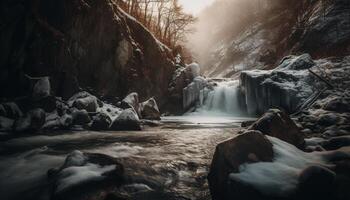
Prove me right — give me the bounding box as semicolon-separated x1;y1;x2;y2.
193;80;244;116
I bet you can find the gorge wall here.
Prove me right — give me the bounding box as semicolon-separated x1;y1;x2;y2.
190;0;350;78
0;0;175;106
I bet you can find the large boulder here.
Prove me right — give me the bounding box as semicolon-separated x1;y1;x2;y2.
297;165;336;200
48;150;125;200
122;93;141;117
13;108;46;132
140;98;161;120
71;109;91;125
31;76;51;100
249;109;305;148
208;131;274;200
68;92;99;113
110;108;141;131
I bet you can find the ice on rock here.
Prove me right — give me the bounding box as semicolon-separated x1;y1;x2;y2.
183;76;208;110
239;54;318;115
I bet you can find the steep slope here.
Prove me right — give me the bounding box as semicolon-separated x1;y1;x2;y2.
194;0;350;78
0;0;175;106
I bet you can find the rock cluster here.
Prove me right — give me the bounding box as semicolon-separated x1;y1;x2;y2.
0;77;161;133
209;108;350;200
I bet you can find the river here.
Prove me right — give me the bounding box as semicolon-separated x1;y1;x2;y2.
0;116;252;200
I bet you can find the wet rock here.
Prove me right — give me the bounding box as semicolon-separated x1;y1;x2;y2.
49;150;125;200
297;165;336;200
249;109;305;148
71;109;91;125
324;97;350;113
110;108;141;131
91;113;112;130
13;108;46;132
140;98;161;120
320;136;350;150
69;92;99;113
122;93;141;117
208;131;273;200
318;113;340;126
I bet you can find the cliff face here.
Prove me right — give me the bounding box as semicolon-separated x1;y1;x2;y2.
0;0;175;105
199;0;350;77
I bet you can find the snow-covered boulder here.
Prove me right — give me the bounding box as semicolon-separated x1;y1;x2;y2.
183;76;208;110
140;98;161;120
208;131;274;200
48;150;124;199
31;76;51;100
1;102;23;119
110;108;141;131
121;93;141;117
249;109;305;148
68;92;99;113
240;54;318;115
91;113;112;130
0;116;14;131
13;108;46;132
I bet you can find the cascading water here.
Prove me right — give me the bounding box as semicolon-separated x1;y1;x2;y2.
193;80;244;116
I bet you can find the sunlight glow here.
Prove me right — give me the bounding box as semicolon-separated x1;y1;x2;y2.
178;0;215;15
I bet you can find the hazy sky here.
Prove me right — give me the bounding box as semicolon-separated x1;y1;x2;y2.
179;0;215;15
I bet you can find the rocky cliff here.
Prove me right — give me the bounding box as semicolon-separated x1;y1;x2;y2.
0;0;175;106
198;0;350;77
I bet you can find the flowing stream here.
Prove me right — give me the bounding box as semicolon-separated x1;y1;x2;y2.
0;79;252;200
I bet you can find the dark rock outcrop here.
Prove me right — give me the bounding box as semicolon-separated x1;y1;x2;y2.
0;0;175;107
140;98;161;120
110;108;141;131
249;109;305;148
208;131;273;200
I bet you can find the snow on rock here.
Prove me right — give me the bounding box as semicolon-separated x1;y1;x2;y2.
183;76;208;110
49;150;124;196
208;131;274;200
110;108;141;131
32;76;51;100
140;98;160;120
68;91;100;113
97;102;123;122
227;135;350;199
122;92;141;117
240;54;319;115
43;111;73;130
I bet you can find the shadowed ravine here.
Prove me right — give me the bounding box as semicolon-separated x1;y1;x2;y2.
0;119;242;200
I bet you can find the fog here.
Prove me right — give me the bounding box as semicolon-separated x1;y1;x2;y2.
186;0;292;73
